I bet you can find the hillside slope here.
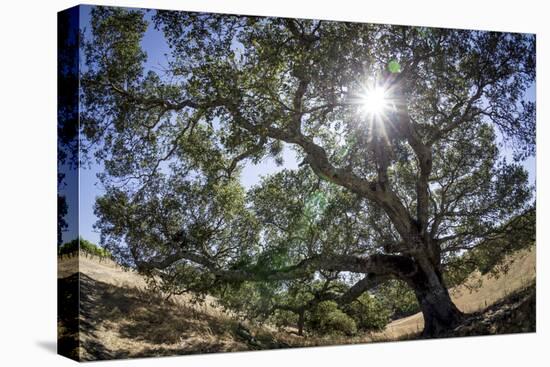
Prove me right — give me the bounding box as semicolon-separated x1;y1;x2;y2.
58;255;297;361
58;247;536;360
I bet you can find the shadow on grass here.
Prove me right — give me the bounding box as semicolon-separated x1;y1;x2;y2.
58;273;80;360
58;272;252;361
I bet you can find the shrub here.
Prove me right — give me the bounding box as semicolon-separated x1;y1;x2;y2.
270;309;298;331
345;293;391;331
308;301;357;336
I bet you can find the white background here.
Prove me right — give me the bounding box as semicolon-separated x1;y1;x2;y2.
0;0;548;365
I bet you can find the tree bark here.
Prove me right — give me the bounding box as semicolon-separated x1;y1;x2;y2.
406;258;463;337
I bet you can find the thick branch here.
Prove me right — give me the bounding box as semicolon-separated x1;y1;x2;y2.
338;273;391;305
391;76;433;238
228;101;415;240
137;232;417;284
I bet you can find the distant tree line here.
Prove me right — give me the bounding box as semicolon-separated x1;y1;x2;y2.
58;237;112;259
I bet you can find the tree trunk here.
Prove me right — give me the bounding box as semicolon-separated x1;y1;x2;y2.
297;310;305;336
407;258;463;337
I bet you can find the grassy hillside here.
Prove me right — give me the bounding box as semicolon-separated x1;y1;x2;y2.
58;255;299;360
58;247;536;360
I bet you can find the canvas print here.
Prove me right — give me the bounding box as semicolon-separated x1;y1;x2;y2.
58;4;536;361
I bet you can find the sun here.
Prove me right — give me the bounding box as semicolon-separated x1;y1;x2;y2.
360;86;390;116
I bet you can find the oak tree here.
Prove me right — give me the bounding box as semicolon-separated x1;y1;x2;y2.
82;8;535;336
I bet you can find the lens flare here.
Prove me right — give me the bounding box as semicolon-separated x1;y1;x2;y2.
360;86;390;116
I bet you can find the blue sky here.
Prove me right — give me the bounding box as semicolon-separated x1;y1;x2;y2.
59;5;536;246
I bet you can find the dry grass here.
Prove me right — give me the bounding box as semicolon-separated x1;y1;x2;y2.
59;254;257;360
58;247;535;360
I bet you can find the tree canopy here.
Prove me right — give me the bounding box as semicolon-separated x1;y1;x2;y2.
81;7;535;337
